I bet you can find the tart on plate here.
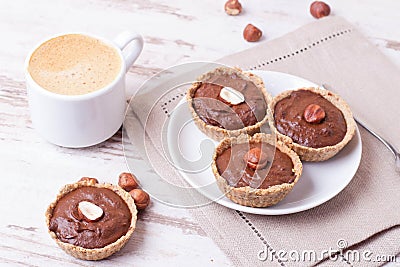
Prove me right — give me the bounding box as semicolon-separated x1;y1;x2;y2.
211;133;302;207
270;87;356;161
46;180;137;260
187;67;272;141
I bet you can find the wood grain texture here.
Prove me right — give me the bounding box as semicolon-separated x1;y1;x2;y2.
1;0;400;266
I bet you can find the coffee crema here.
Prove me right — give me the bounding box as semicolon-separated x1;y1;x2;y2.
28;34;122;95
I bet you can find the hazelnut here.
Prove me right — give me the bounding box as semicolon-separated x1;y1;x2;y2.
304;104;326;123
310;1;330;19
118;172;139;192
129;189;150;210
78;201;104;222
243;147;268;170
243;24;262;42
224;0;242;16
219;87;245;105
78;177;98;184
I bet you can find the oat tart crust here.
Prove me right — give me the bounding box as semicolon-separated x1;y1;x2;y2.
187;67;273;141
270;87;356;162
211;133;302;208
45;180;137;261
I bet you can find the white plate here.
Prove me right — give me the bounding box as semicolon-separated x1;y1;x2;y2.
167;70;362;215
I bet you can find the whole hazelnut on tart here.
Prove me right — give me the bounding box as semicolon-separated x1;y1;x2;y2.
303;104;326;124
310;1;331;19
243;24;262;42
243;147;269;170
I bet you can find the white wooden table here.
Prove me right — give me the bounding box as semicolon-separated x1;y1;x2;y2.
1;0;400;266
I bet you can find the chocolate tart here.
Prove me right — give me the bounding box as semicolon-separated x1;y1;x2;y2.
45;180;137;261
270;87;356;161
211;133;302;207
187;67;272;141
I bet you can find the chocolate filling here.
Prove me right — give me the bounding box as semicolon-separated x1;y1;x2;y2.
274;90;347;148
216;142;295;189
192;73;267;130
49;187;131;249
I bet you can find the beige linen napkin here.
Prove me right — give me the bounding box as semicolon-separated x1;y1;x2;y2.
216;17;400;265
125;17;400;266
214;16;400;266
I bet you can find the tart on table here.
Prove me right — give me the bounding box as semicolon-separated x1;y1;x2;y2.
46;180;137;260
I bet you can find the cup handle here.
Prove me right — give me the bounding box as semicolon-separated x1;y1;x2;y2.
113;31;144;73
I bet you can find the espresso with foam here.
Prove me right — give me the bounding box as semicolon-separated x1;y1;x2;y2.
28;34;121;95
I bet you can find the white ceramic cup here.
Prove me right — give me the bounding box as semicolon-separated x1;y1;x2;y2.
25;32;143;148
